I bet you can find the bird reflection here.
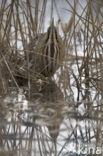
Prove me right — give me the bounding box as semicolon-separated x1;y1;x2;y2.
41;80;64;141
25;79;65;141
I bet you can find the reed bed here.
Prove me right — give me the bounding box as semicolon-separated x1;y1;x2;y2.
0;0;103;155
0;0;102;96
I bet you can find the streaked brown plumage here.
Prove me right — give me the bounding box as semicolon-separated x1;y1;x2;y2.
28;19;64;77
14;19;64;86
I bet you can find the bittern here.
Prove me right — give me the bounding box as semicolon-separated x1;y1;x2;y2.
28;18;64;77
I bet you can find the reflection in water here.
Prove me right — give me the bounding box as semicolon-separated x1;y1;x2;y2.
0;77;103;155
0;80;66;156
40;80;64;141
25;80;65;142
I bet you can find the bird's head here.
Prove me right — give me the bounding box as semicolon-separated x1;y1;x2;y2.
47;18;58;41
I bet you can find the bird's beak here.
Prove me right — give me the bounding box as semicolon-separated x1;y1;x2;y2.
50;18;54;29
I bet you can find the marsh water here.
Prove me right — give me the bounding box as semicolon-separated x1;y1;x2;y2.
0;64;103;156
